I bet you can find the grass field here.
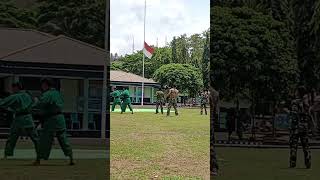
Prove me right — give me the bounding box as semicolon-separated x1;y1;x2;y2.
0;138;108;180
215;147;320;180
110;108;210;180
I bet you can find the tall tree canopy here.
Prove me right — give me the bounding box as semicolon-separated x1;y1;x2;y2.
36;0;105;48
153;63;203;97
211;6;298;105
0;0;36;28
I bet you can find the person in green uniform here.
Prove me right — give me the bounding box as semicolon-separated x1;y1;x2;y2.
155;87;165;114
121;87;133;114
110;87;122;112
0;82;39;160
33;78;74;166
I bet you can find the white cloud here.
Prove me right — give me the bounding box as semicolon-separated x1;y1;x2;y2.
111;0;209;55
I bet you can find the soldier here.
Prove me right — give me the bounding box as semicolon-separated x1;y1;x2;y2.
110;87;122;112
166;85;179;116
289;86;312;169
33;78;74;166
209;86;219;176
121;87;133;114
155;87;165;114
199;90;209;115
0;82;39;160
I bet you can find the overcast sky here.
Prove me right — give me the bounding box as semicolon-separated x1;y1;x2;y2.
111;0;209;55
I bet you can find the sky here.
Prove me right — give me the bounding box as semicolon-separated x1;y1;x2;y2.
110;0;210;55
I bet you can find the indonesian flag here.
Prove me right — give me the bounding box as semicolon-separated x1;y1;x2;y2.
143;41;154;59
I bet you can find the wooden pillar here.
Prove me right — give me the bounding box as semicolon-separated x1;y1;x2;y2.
151;87;154;103
135;86;138;103
83;78;89;130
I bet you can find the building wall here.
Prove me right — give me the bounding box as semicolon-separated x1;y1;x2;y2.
110;83;157;103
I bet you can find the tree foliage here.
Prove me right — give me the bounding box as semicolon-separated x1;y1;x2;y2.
0;0;36;28
36;0;106;48
211;6;298;104
153;64;203;97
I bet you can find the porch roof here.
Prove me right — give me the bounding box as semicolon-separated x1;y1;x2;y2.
0;34;106;66
110;70;158;85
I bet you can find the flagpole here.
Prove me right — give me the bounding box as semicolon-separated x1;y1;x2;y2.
141;0;146;106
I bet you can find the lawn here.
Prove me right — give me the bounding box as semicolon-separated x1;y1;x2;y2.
110;108;210;180
214;147;320;180
0;138;108;180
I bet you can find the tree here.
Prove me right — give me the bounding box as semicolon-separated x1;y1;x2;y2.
153;64;203;97
36;0;106;48
202;31;210;89
0;0;36;28
171;37;177;63
211;6;298;109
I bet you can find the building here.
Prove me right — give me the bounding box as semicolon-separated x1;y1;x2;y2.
0;28;108;137
110;70;160;104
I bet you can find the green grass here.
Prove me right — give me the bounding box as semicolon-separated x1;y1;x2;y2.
0;138;108;180
110;108;210;180
215;147;320;180
0;159;108;180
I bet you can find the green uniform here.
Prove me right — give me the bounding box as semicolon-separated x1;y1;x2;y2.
289;98;312;168
0;91;39;157
199;92;208;115
110;90;121;111
155;90;164;114
167;88;178;116
121;89;133;113
34;88;72;160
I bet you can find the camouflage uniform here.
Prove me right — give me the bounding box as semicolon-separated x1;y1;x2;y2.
166;88;179;116
155;90;164;114
289;98;312;168
199;92;208;115
210;87;219;175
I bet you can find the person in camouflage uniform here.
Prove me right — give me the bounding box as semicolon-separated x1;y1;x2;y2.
155;87;165;114
209;86;219;176
166;85;179;116
0;82;39;160
199;90;209;115
110;87;122;112
289;86;312;169
121;87;133;114
33;78;74;166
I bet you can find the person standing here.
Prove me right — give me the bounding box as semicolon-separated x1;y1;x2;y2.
0;82;39;160
33;78;74;166
110;87;122;112
199;90;209;115
166;86;179;116
121;87;133;114
289;86;312;169
155;87;165;114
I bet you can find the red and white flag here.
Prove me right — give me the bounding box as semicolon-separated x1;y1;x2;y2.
143;41;154;59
